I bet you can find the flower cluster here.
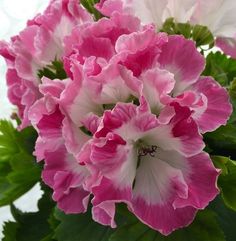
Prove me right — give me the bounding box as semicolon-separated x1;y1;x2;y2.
0;0;233;236
97;0;236;59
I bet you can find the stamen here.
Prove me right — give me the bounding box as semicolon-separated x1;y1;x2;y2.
138;145;158;158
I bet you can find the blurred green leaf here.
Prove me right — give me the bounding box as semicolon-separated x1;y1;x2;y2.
228;78;236;124
202;52;236;87
0;120;40;206
2;221;18;241
212;156;236;211
38;59;67;80
109;210;225;241
192;25;214;47
160;18;214;48
54;208;113;241
204;124;236;159
3;184;56;241
210;197;236;241
80;0;103;20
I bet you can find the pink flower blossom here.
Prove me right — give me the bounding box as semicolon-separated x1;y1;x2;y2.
97;0;236;58
32;12;229;233
216;36;236;59
79;99;219;235
0;0;91;127
2;1;232;235
29;77;91;213
114;31;232;133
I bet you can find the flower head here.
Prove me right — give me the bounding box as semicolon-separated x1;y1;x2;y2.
79;99;219;235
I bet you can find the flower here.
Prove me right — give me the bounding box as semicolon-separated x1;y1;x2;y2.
113;30;232;133
79;99;219;235
0;0;91;128
2;0;233;236
216;36;236;59
27;10;231;234
96;0;236;58
29;77;92;213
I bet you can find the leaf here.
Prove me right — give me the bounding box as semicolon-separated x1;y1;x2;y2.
54;208;114;241
2;221;18;241
204;124;236;160
228;78;236;124
0;120;40;206
37;59;67;80
202;52;236;87
80;0;103;20
192;25;214;47
160;18;214;48
109;210;225;241
212;156;236;211
5;183;56;241
210;196;236;241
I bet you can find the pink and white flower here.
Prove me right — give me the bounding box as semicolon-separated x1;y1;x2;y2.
79;99;219;235
0;0;91;127
60;12;142;127
1;0;233;235
97;0;236;58
216;36;236;59
114;30;232;133
29;77;91;213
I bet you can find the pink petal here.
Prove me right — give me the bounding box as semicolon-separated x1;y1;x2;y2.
131;196;196;235
173;152;219;209
216;36;236;59
130;153;197;235
158;35;205;95
114;27;167;76
192;77;232;133
141;67;175;113
92;202;116;228
42;146;90;214
91;177;132;226
147;103;204;157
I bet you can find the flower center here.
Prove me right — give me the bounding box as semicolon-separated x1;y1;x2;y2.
135;140;158;170
138;145;158;158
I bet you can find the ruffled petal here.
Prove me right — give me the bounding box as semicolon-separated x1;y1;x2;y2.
216;36;236;59
192;77;232;133
131;153;197;235
158;35;205;95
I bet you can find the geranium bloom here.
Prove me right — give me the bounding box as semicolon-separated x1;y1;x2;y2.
216;35;236;59
96;0;236;58
38;11;230;235
0;0;91;128
79;99;219;235
25;6;233;234
112;29;231;133
61;12;142;126
2;0;232;236
29;77;92;213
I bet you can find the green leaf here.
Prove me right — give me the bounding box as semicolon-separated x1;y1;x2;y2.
109;210;225;241
161;18;179;35
160;18;214;48
2;221;18;241
210;197;236;241
80;0;103;20
212;156;236;211
204;124;236;160
38;59;67;80
5;184;56;241
202;52;236;87
0;120;40;206
54;208;114;241
192;25;214;47
228;78;236;124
